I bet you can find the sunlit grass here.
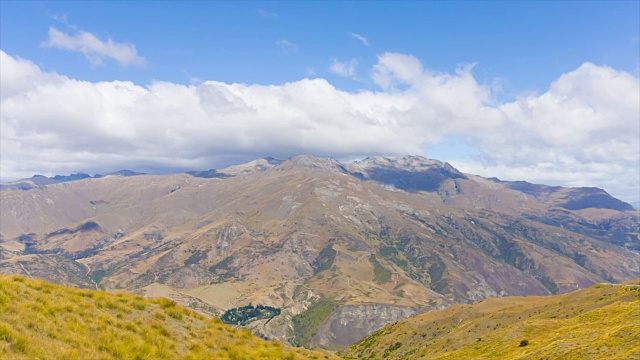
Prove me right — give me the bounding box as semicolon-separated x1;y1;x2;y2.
0;275;337;359
344;282;640;360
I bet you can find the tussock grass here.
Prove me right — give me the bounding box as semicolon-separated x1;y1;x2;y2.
344;282;640;359
0;275;337;359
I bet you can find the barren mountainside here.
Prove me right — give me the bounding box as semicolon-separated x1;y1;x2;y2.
1;154;638;349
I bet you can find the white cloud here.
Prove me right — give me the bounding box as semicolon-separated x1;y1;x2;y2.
371;52;426;90
41;27;145;67
350;32;370;47
329;58;358;78
276;39;297;53
1;50;638;202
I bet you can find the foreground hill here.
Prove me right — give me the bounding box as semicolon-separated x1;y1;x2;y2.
0;275;336;359
343;280;640;359
1;154;638;348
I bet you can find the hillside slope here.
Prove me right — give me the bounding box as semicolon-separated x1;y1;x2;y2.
343;280;640;359
0;275;336;359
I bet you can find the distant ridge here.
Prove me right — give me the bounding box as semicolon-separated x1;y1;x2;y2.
0;170;145;191
2;156;635;211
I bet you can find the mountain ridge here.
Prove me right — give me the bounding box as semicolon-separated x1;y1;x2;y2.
3;154;635;211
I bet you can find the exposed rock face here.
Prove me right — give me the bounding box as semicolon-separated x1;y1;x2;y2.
312;304;421;349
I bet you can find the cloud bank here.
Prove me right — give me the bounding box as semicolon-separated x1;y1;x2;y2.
1;51;638;201
41;27;145;67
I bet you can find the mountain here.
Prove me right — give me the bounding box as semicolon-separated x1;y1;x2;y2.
0;274;336;359
0;154;638;349
343;280;640;359
103;170;147;177
0;170;145;191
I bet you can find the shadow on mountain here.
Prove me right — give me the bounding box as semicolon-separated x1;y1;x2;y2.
505;181;561;201
186;169;231;178
560;188;634;211
46;221;103;238
505;181;633;212
364;167;467;192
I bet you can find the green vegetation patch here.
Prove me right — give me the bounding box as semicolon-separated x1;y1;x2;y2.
221;304;281;326
312;245;337;275
538;275;559;294
379;245;425;284
184;250;208;266
379;246;398;258
369;254;392;284
292;295;344;348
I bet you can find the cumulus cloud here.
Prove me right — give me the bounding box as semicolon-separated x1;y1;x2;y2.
371;52;424;90
454;62;640;201
1;50;638;202
41;27;145;67
329;58;358;78
350;32;370;47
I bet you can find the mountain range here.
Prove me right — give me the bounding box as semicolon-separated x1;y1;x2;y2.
0;170;146;191
1;154;638;349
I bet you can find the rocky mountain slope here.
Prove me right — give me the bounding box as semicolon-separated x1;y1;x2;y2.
1;154;638;349
343;280;640;359
0;274;336;359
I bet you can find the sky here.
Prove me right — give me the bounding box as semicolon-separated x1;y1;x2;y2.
0;1;639;202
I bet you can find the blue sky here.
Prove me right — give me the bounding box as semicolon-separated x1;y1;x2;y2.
3;1;638;92
1;1;639;202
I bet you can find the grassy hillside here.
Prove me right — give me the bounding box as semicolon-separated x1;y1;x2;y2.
0;275;337;359
343;280;640;359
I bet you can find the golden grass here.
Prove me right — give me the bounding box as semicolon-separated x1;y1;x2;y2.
343;282;640;359
0;275;338;359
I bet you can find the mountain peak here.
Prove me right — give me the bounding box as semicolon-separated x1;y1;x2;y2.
355;155;451;171
219;157;284;176
276;154;344;173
